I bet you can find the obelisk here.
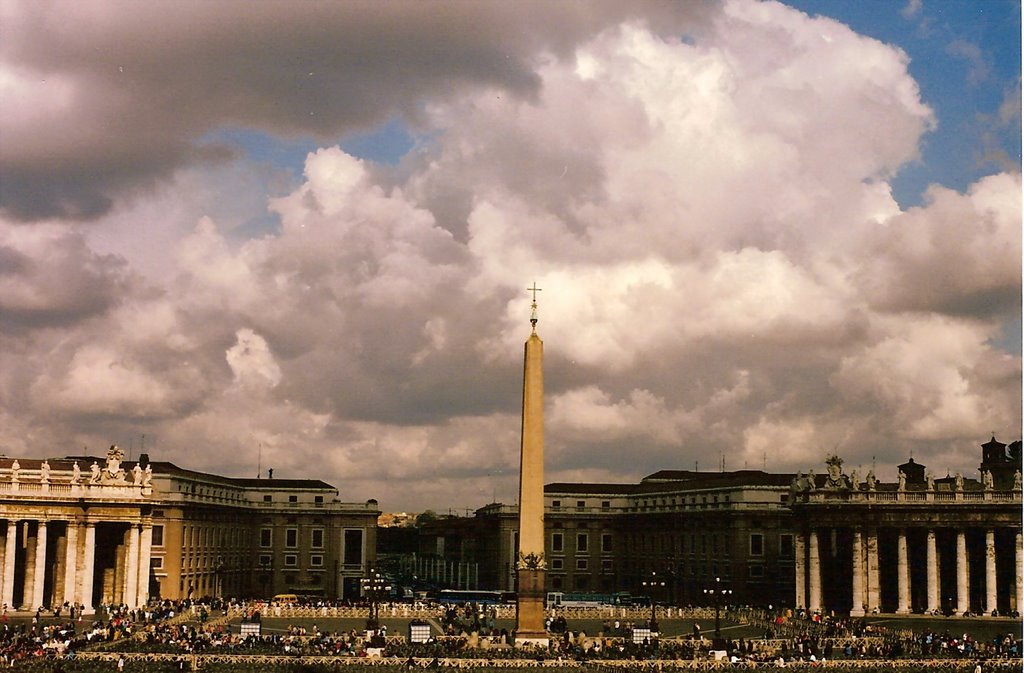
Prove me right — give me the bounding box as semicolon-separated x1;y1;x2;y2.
515;283;548;644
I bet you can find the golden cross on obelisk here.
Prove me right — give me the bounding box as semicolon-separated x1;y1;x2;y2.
527;282;542;332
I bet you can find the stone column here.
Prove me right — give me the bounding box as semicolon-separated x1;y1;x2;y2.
2;521;16;610
808;528;822;613
124;525;140;609
21;525;36;609
984;529;997;615
866;527;880;614
850;527;864;616
896;528;910;614
1015;530;1022;614
794;531;806;609
136;525;153;608
956;529;969;614
80;523;96;613
31;520;47;610
62;523;79;606
925;529;938;614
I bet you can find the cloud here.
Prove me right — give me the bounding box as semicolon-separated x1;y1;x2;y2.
0;0;712;221
947;39;991;86
0;0;1018;509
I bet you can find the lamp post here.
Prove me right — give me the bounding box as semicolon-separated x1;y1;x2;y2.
703;576;732;639
641;571;666;629
360;569;392;631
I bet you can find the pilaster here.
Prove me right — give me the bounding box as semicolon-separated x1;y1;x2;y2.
794;531;806;609
925;529;938;613
984;529;997;614
807;528;821;613
956;529;969;614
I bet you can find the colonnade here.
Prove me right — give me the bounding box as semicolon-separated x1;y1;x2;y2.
795;526;1022;616
0;518;152;612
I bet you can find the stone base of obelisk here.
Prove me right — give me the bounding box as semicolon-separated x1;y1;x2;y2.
514;568;549;646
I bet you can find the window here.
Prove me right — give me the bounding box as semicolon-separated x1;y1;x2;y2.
258;554;272;567
601;559;613;573
263;495;272;502
601;500;610;510
311;529;324;549
259;528;272;548
310;554;324;567
150;557;163;569
601;534;613;553
344;529;363;565
284;554;297;567
314;495;324;504
551;500;561;509
780;534;794;557
750;534;764;556
288;495;298;503
552;533;563;553
576;533;588;553
576;558;588;570
750;564;765;578
576;500;585;510
285;528;298;548
152;525;164;547
551;559;563;570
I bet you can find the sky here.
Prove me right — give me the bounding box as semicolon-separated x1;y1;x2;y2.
0;0;1020;513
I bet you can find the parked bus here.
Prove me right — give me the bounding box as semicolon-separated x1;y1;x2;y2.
437;589;516;605
545;592;632;608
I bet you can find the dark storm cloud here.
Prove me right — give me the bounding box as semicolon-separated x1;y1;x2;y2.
1;0;711;221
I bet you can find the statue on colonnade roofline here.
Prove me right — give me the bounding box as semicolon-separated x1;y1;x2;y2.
926;471;935;491
39;460;50;484
982;469;994;491
897;470;906;491
849;468;860;491
10;461;19;483
142;464;153;487
806;469;816;491
954;472;964;492
71;461;81;484
865;469;877;491
103;444;127;484
824;455;844;489
1014;470;1021;491
791;472;804;493
89;461;101;484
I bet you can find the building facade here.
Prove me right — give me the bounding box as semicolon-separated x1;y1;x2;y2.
418;469;797;607
0;446;379;612
418;438;1022;617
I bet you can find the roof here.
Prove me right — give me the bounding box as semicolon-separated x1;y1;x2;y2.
49;456;338;491
544;470;795;497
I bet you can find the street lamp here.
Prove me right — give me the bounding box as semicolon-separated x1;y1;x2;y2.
641;571;666;629
360;569;392;631
703;576;732;639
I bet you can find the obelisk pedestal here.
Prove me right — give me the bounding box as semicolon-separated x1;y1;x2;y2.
515;294;548;646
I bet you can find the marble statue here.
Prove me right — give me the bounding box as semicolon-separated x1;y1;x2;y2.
10;460;20;482
925;471;935;491
89;461;101;484
142;464;153;487
1014;470;1021;491
954;472;964;492
982;469;994;491
897;470;906;492
806;469;816;491
39;460;50;484
825;455;844;489
849;468;861;491
104;445;126;483
132;463;143;485
865;470;877;491
71;461;81;484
